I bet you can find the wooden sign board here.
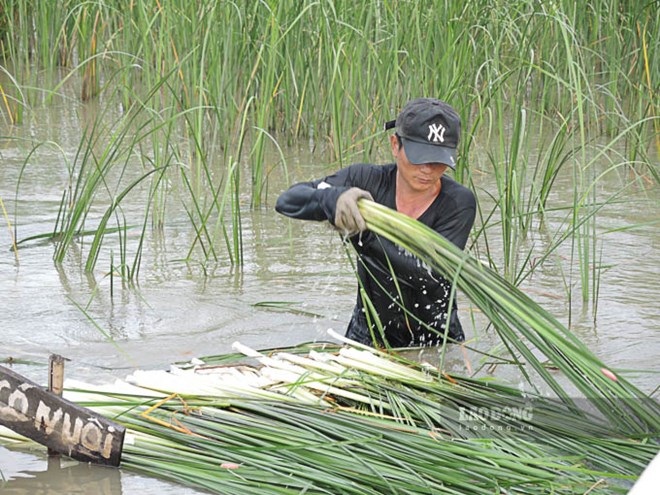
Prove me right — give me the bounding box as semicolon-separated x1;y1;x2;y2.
0;365;124;466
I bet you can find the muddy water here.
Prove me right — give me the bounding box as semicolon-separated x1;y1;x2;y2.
1;99;658;493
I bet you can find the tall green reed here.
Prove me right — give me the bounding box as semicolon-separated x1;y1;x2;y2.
0;193;18;261
3;1;656;143
2;0;657;300
0;66;25;124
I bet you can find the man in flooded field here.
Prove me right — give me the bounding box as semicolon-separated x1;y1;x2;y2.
275;98;476;348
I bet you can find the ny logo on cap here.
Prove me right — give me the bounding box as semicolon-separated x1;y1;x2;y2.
427;123;446;143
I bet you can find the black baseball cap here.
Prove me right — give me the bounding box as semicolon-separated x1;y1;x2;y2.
384;98;461;169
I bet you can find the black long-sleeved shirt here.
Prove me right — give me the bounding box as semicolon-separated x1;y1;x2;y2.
276;162;476;347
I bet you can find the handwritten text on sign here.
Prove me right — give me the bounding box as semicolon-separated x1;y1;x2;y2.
0;366;124;466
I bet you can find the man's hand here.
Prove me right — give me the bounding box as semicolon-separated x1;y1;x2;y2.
334;187;374;236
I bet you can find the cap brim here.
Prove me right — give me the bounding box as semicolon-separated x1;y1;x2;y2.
402;139;456;169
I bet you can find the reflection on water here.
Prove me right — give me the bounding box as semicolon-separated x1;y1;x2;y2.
0;448;121;494
1;98;658;494
0;447;201;494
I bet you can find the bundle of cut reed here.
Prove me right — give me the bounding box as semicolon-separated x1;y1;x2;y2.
29;335;649;495
358;200;659;436
1;335;655;493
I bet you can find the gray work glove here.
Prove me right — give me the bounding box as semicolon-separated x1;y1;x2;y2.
334;187;374;236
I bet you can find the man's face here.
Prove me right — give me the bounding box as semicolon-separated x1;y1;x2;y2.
391;135;448;192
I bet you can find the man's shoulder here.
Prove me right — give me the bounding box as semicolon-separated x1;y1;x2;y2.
345;162;396;189
347;162;395;177
441;176;476;208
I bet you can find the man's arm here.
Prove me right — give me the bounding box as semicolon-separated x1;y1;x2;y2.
275;165;376;230
275;179;349;223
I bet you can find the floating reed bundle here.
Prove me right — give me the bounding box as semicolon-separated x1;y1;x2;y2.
33;335;656;495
